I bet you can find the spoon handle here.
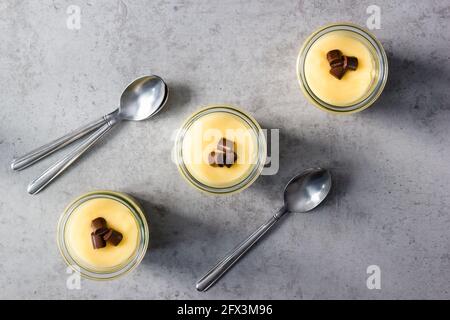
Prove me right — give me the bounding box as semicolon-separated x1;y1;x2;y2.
11;111;117;171
27;118;119;195
196;206;288;292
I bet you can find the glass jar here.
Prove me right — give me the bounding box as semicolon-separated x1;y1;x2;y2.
57;191;149;280
175;105;266;194
297;23;388;114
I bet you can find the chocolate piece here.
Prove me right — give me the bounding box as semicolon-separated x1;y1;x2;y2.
91;232;106;249
104;229;123;246
94;227;109;237
326;49;342;65
208;151;217;166
330;57;344;68
215;151;226;167
91;217;107;232
212;151;237;168
217;138;235;153
225;152;238;168
330;66;346;80
343;56;358;70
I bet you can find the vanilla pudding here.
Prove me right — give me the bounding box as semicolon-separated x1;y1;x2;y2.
65;197;138;268
304;30;375;106
182;112;257;187
176;106;266;194
297;23;388;113
58;191;149;280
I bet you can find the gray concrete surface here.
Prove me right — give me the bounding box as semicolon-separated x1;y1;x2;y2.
1;0;450;299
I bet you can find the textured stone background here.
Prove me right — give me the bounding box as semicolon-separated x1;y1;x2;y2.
1;0;449;299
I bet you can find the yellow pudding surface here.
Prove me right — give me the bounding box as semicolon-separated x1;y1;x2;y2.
65;197;139;269
181;111;258;188
304;30;376;106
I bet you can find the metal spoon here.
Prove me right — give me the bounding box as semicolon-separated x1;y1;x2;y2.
196;168;332;292
24;75;168;194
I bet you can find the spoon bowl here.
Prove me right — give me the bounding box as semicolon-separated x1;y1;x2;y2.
284;168;332;213
119;75;168;121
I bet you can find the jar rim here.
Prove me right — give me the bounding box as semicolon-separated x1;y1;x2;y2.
57;190;149;281
175;105;267;194
297;22;389;114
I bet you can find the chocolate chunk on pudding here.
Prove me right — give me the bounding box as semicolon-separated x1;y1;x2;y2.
104;229;123;246
217;138;235;153
326;49;342;65
343;56;358;70
330;66;346;79
91;232;106;249
91;217;107;232
208;151;218;166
